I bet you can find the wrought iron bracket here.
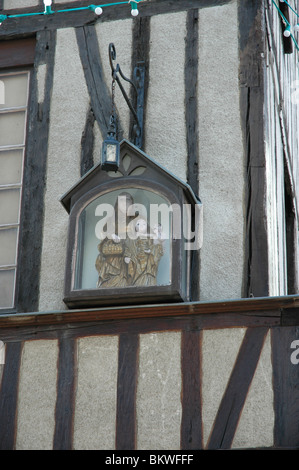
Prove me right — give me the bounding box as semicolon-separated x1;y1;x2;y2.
108;43;145;149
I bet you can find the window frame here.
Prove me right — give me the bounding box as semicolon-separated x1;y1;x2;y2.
0;37;36;314
0;69;31;311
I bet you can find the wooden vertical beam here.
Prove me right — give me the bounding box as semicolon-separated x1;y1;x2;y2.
53;335;76;450
181;329;203;449
115;333;139;450
130;16;150;150
16;30;56;313
185;9;200;301
238;0;268;297
0;342;22;450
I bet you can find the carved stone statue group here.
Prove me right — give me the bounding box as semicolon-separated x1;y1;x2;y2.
95;192;165;289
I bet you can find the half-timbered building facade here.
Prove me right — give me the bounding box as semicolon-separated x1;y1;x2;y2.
0;0;299;450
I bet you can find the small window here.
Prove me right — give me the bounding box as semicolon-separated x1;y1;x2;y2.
0;71;30;309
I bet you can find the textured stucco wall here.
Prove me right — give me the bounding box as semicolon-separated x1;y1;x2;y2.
3;0;38;8
197;2;245;301
73;335;119;450
16;340;58;450
137;332;182;449
145;12;187;180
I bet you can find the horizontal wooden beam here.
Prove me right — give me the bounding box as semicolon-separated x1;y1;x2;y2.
0;37;35;68
0;295;298;331
0;0;232;38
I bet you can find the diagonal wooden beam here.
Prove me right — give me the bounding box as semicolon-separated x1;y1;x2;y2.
76;25;115;139
207;327;269;449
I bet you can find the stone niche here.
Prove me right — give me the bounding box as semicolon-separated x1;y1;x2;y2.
61;139;202;308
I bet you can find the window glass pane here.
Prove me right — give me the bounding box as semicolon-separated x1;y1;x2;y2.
0;269;15;309
0;228;18;266
0;111;26;146
0;189;21;225
0;73;29;109
0;149;23;185
74;188;171;290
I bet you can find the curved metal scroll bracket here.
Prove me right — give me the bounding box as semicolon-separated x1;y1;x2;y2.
108;43;145;149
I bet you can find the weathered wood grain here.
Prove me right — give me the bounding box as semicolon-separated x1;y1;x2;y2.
181;329;203;449
0;342;22;450
116;333;139;450
53;335;76;450
16;30;56;314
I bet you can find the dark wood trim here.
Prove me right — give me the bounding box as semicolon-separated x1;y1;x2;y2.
15;30;56;314
80;106;95;177
185;9;200;302
0;37;36;69
76;25;115;139
185;9;199;195
207;327;269;449
0;341;22;450
0;311;279;347
181;329;203;449
0;295;297;337
284;159;299;295
0;0;233;39
53;335;76;450
130;15;150;149
282;308;299;326
115;333;139;450
272;327;299;448
238;1;268;297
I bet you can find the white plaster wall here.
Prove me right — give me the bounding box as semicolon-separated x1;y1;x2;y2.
197;1;245;301
73;335;118;450
4;0;38;8
136;331;182;449
201;328;246;446
16;340;58;450
38;28;89;311
145;12;187;181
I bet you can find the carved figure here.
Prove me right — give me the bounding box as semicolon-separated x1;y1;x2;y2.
95;192;135;288
124;217;164;287
96;195;164;289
